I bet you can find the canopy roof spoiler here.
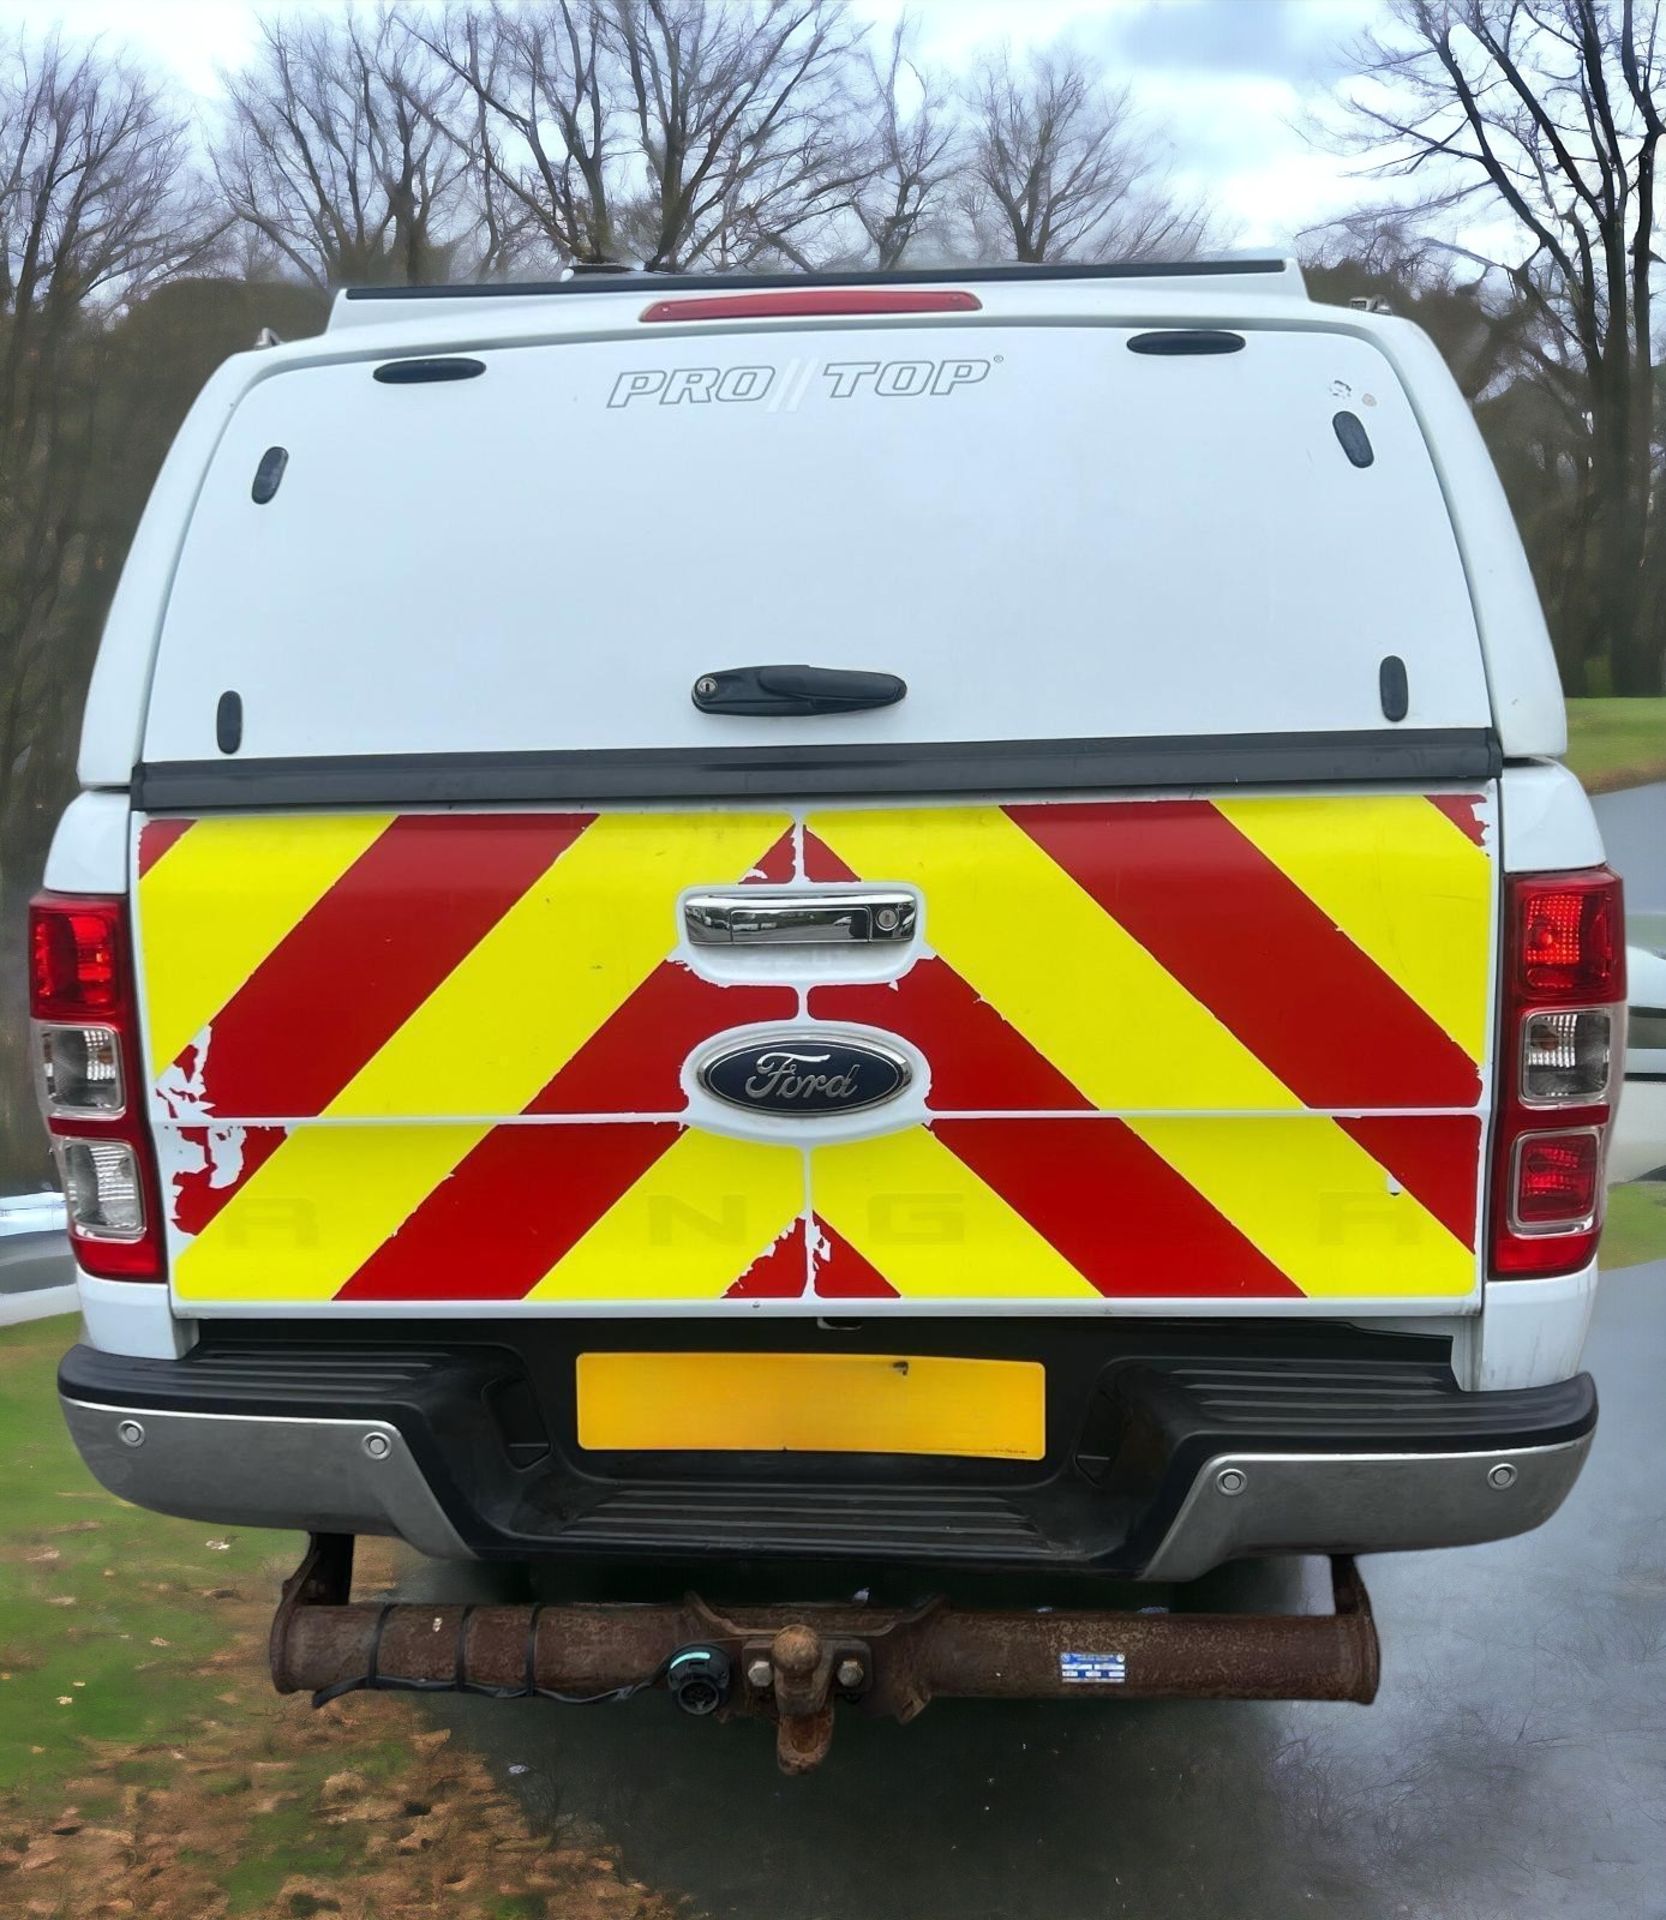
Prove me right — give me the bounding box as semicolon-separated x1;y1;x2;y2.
325;256;1308;332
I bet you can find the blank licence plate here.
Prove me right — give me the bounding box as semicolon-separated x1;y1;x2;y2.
575;1352;1045;1460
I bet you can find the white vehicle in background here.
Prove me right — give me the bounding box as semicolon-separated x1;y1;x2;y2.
1614;944;1666;1184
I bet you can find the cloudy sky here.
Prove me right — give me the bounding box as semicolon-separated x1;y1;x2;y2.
16;0;1386;249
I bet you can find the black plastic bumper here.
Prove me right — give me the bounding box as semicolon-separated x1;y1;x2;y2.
58;1319;1598;1580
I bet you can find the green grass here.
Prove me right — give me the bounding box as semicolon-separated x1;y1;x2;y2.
1601;1180;1666;1270
0;1316;681;1918
0;1313;407;1899
0;1317;301;1818
1563;697;1666;792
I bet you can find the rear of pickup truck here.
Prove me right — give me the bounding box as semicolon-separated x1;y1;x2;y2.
42;263;1619;1603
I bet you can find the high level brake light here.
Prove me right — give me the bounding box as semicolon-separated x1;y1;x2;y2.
29;894;164;1280
639;288;981;322
1490;869;1625;1277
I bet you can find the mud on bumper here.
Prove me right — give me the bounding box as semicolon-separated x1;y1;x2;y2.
58;1320;1597;1583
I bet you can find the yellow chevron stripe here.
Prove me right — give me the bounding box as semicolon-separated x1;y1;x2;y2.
1130;1116;1475;1298
172;1123;486;1302
813;1126;1100;1301
526;1127;804;1302
1217;794;1492;1062
327;811;790;1119
138;813;392;1080
809;807;1297;1112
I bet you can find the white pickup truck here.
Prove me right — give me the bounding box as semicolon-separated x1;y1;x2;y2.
35;258;1623;1763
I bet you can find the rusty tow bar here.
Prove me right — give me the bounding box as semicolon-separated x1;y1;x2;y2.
271;1536;1380;1774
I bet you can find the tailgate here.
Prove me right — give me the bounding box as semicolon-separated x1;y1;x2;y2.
134;788;1494;1314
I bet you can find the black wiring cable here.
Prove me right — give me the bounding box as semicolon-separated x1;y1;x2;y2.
308;1603;671;1709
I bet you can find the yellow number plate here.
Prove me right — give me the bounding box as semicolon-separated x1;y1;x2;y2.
575;1352;1045;1460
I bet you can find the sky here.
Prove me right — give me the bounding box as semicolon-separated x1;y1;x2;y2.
14;0;1389;250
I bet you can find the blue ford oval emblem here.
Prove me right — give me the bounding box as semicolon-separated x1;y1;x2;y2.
697;1033;910;1117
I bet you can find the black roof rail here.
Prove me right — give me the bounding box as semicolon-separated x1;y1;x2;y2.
340;258;1292;303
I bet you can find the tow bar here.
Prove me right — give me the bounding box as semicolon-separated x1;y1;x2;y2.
270;1535;1380;1775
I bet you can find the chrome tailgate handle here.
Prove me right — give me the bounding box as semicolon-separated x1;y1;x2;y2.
685;891;917;947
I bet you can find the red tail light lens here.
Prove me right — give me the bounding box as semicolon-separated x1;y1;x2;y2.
30;898;123;1019
1490;867;1624;1278
29;892;165;1282
1510;1130;1602;1229
1513;872;1623;999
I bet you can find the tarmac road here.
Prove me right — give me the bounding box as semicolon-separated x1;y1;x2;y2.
403;1258;1666;1920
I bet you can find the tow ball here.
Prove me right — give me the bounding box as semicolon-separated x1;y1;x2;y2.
270;1535;1380;1775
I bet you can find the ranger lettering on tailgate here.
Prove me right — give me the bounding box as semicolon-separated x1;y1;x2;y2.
134;790;1493;1313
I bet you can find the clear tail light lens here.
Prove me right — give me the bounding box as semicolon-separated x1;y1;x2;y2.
59;1138;147;1238
1519;1008;1615;1105
1490;867;1624;1278
39;1024;126;1115
29;893;164;1282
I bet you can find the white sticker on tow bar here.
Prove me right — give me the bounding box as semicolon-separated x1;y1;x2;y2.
1060;1652;1127;1685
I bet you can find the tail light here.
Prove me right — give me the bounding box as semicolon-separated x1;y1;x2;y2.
29;893;165;1280
1490;868;1625;1277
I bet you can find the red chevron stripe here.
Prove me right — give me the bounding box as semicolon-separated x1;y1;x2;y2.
169;1125;286;1237
811;958;1091;1111
746;828;798;884
1337;1114;1482;1250
528;961;794;1115
138;818;194;878
1429;793;1488;847
801;830;859;884
1009;800;1481;1110
184;813;591;1118
725;1219;810;1297
336;1121;679;1301
812;1215;899;1297
932;1118;1302;1298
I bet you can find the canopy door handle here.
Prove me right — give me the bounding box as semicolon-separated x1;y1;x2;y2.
685;891;917;947
692;665;907;716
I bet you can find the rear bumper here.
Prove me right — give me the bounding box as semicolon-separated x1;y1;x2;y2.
57;1322;1598;1582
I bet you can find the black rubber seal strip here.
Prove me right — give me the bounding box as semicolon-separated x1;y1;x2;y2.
133;729;1501;810
373;357;486;384
214;692;242;755
1334;410;1375;468
250;446;288;503
1127;330;1246;355
341;260;1290;303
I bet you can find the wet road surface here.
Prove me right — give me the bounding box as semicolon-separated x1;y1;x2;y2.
401;1262;1666;1920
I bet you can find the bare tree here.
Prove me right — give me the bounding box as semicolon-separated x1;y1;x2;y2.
434;0;869;270
424;0;617;268
961;46;1205;263
1333;0;1666;693
849;18;960;267
611;0;866;269
0;30;212;1180
216;7;471;287
0;31;208;791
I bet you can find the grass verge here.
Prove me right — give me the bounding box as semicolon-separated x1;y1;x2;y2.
1601;1179;1666;1270
0;1315;690;1920
1563;697;1666;792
